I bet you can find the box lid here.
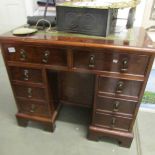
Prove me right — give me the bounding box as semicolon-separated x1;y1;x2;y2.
57;0;140;9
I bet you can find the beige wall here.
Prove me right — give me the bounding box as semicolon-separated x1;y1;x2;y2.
25;0;38;16
0;0;26;34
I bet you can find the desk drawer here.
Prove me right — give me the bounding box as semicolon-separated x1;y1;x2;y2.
94;112;132;131
4;44;34;62
98;76;143;99
17;99;49;117
4;44;67;66
14;85;46;101
96;96;137;116
73;50;149;75
10;67;43;84
35;46;67;66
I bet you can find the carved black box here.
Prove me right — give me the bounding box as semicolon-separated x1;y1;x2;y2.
56;6;117;37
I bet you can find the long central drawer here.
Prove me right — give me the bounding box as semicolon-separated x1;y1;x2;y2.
4;44;67;66
73;49;149;75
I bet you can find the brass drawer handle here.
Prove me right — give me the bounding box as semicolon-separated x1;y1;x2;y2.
121;59;128;72
20;49;27;61
113;101;120;112
116;81;124;94
42;50;50;63
27;88;32;98
111;117;116;128
30;104;36;113
23;69;29;81
88;55;95;68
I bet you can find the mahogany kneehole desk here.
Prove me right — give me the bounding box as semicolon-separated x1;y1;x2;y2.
1;28;155;148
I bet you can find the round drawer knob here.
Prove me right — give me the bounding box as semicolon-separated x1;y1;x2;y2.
121;59;128;72
30;104;36;113
111;117;116;128
20;49;27;61
116;81;124;94
42;50;50;63
23;69;29;81
113;101;120;112
88;55;95;68
27;88;32;98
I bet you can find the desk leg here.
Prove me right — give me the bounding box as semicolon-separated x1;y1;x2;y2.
16;113;57;132
44;123;56;132
88;125;133;148
16;116;28;127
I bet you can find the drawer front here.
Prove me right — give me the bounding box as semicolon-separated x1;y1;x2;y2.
73;50;149;75
4;44;67;66
9;67;43;83
98;76;143;99
96;96;137;116
35;46;67;66
17;99;49;117
4;44;35;62
14;85;46;101
94;112;132;131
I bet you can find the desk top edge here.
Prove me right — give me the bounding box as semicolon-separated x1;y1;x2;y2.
0;27;155;54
